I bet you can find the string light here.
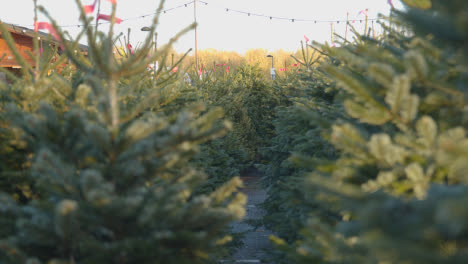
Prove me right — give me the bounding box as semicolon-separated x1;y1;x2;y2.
14;0;380;30
198;0;379;24
19;1;196;28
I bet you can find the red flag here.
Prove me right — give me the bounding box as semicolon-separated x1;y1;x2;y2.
172;66;178;73
84;0;116;14
34;22;62;42
226;66;230;73
198;65;204;76
304;35;309;42
126;43;135;54
84;0;98;14
358;9;368;16
97;14;122;24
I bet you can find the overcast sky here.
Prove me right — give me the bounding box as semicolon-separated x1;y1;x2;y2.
1;0;403;54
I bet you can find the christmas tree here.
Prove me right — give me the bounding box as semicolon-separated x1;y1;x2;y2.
267;0;468;263
0;1;246;263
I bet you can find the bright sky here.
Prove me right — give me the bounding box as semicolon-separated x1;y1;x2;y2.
0;0;403;54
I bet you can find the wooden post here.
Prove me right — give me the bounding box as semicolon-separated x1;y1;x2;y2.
33;0;40;73
345;12;349;42
95;0;101;31
364;9;368;36
372;20;375;38
153;32;157;78
389;9;394;33
194;0;199;70
330;22;334;43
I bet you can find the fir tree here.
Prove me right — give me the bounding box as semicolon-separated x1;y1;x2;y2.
0;1;246;263
267;0;468;263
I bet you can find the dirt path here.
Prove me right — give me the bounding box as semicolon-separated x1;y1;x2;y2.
228;172;274;263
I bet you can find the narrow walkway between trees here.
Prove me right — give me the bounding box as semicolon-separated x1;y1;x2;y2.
229;169;273;263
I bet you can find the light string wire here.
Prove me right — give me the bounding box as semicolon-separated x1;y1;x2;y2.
198;0;380;24
9;0;382;30
11;1;195;28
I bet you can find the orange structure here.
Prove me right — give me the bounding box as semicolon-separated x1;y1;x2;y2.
0;22;87;80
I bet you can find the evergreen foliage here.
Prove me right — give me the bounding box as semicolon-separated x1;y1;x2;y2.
0;1;246;263
265;0;468;263
182;64;282;191
261;64;339;241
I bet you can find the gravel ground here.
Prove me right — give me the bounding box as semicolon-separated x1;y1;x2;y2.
229;175;274;263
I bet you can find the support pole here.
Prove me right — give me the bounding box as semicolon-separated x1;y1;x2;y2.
95;0;101;31
330;22;334;43
153;32;158;79
372;20;375;38
194;0;199;70
364;9;369;36
345;12;349;42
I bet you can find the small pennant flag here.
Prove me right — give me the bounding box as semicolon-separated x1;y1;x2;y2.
84;0;98;14
198;64;204;76
34;22;62;44
172;66;178;73
84;0;117;14
97;14;122;24
127;43;135;54
83;0;97;14
358;9;368;16
304;35;310;42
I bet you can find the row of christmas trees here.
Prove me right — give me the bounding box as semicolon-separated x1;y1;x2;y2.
0;1;253;263
261;0;468;263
